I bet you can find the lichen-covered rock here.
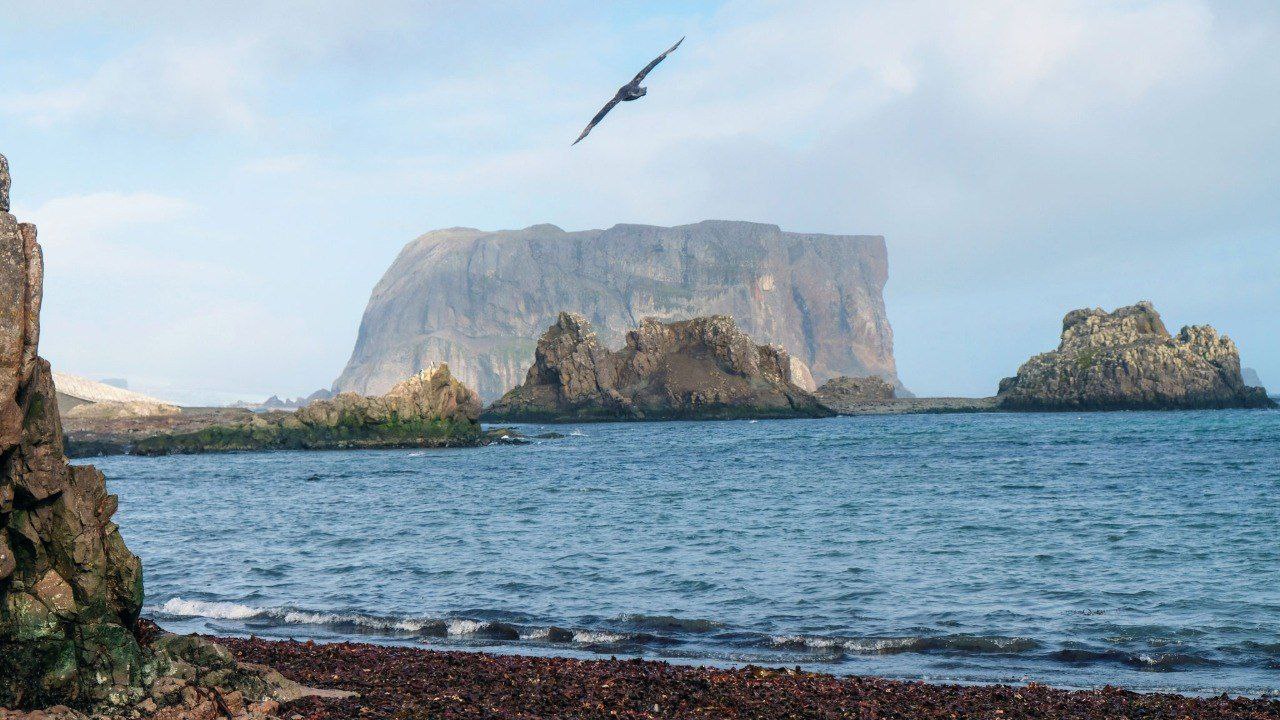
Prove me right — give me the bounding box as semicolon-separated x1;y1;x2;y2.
814;375;896;413
0;153;146;710
997;301;1276;411
485;312;833;421
132;365;482;455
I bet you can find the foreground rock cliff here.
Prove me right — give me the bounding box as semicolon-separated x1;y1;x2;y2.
1;154;343;718
334;221;900;402
998;301;1276;411
1;154;147;708
132;365;482;455
485;313;832;421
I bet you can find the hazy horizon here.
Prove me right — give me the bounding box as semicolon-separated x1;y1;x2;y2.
3;0;1277;405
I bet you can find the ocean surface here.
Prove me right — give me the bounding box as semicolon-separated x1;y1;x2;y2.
95;411;1280;697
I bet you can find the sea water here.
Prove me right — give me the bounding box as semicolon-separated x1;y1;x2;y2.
95;411;1280;696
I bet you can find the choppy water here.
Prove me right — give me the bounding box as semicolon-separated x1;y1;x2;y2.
94;411;1280;696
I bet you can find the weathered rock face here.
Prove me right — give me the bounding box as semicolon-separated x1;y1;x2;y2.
814;375;896;412
0;155;146;709
997;301;1276;411
133;365;482;455
334;221;899;402
485;313;832;421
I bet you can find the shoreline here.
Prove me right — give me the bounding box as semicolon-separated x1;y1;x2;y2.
212;634;1280;719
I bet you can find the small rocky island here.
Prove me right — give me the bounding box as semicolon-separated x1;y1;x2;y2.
484;313;832;422
129;365;484;455
814;376;998;415
998;301;1275;411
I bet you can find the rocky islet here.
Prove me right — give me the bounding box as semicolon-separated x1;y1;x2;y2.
997;301;1275;411
484;312;832;422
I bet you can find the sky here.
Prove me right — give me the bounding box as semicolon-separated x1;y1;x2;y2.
1;0;1277;403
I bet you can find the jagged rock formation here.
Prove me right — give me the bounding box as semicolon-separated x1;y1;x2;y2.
1;155;146;709
998;301;1276;411
132;365;482;455
334;221;899;402
0;155;333;718
229;389;332;413
485;313;832;422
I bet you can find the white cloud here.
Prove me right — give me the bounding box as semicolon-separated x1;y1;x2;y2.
9;41;262;132
24;192;196;251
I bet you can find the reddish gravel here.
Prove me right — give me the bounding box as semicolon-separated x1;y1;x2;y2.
216;635;1280;720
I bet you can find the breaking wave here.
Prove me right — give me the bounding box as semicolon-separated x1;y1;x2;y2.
768;634;1039;655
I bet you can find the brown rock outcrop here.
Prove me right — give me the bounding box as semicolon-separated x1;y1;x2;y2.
814;375;896;413
334;220;900;402
485;313;832;421
997;301;1276;411
0;154;146;709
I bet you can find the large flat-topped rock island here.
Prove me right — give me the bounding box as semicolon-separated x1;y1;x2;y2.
335;220;901;401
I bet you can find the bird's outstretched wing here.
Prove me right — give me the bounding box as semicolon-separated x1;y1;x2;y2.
631;36;684;85
572;95;623;145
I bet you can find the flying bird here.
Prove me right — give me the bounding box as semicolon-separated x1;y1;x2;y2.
572;37;684;146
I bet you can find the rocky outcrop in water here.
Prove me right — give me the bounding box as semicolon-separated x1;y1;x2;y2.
485;313;832;422
334;220;900;402
1;155;146;709
997;301;1276;411
815;376;896;409
132;365;482;455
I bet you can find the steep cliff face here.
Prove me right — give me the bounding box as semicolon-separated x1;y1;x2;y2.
0;155;146;709
997;301;1276;411
485;313;832;421
334;221;898;402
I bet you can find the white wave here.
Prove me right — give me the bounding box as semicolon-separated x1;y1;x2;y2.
842;637;920;653
447;619;487;636
158;598;262;620
769;634;920;653
281;610;437;633
770;634;840;649
572;630;629;644
523;628;551;640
